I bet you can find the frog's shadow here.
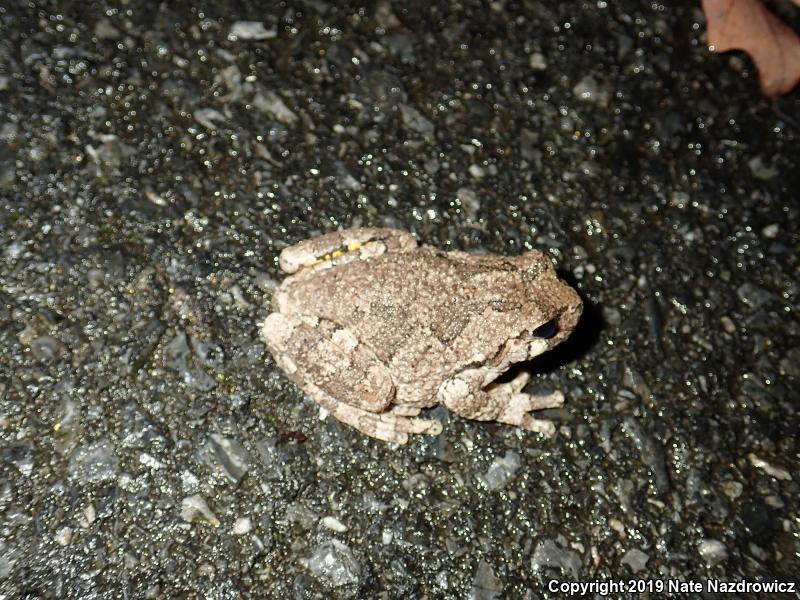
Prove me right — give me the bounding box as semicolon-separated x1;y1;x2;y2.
499;288;602;381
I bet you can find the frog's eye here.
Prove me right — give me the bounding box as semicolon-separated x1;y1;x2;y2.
532;319;558;339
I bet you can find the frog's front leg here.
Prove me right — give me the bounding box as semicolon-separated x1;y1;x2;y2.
438;369;563;437
261;312;442;443
278;227;417;275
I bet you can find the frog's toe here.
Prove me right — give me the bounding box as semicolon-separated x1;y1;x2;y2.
353;412;441;444
517;415;557;437
401;417;442;436
497;391;563;436
364;418;410;444
377;414;442;437
508;371;531;393
389;405;422;417
518;390;564;411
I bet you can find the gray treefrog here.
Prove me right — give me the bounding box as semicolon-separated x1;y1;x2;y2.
262;227;582;444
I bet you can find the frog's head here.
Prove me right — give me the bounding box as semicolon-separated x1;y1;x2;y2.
514;250;582;358
461;249;582;367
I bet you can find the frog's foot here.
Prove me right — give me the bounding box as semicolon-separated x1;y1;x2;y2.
487;372;562;437
440;369;563;438
278;227;417;274
495;390;564;437
309;383;442;444
351;409;442;445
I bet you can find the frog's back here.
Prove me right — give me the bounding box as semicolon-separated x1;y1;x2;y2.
276;246;537;366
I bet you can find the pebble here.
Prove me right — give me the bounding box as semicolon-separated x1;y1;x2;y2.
528;52;547;70
232;517;252;535
307;540;360;587
620;548;649;572
698;539;728;566
531;538;581;578
180;495;220;527
229;22;277;41
69;440;119;483
482;451;521;491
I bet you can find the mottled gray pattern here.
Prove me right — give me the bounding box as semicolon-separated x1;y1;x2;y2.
264;227;581;442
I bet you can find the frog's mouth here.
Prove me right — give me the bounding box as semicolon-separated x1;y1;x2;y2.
487;302;582;369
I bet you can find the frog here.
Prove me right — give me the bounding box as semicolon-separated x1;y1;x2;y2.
261;227;582;444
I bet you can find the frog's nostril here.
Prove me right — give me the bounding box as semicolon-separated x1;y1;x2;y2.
532;319;558;339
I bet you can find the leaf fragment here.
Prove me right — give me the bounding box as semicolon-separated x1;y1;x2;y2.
702;0;800;97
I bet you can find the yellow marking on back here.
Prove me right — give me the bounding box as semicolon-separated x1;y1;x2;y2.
300;239;376;270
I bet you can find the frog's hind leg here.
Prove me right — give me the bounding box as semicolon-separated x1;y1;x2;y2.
310;384;442;444
262;312;395;413
262;312;441;444
278;227;417;274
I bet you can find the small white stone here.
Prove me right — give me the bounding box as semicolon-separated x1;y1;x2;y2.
529;52;547;70
482;451;521;491
232;517;252;535
322;516;348;532
748;454;792;480
229;21;277;41
747;156;778;180
180;494;220;527
698;539;727;566
79;504;96;528
468;164;485;179
55;527;73;546
139;452;164;470
193;108;226;130
181;470;200;492
721;480;743;499
762;224;779;239
608;517;625;535
720;316;736;334
572;75;611;107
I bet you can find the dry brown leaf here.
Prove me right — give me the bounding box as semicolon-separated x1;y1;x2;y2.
702;0;800;97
